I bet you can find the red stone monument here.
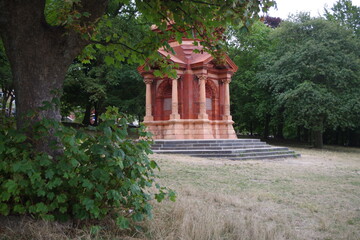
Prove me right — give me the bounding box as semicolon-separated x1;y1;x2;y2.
138;39;238;139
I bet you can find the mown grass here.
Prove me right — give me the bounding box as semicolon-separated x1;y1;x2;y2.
1;146;359;239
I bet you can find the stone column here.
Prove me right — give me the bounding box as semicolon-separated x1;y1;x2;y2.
144;78;154;121
198;74;208;119
170;76;180;119
222;78;232;120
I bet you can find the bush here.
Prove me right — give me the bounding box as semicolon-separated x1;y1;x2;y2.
0;107;174;228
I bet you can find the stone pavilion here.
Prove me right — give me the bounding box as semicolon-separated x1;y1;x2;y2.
138;39;238;139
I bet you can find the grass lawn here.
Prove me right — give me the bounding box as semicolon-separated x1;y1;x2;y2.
141;146;360;240
1;145;359;240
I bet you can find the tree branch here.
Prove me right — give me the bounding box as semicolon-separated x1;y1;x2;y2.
78;0;109;24
187;0;222;7
90;40;144;54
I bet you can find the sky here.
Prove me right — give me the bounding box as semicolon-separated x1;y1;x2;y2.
267;0;360;19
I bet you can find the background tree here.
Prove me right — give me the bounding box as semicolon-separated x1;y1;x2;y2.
62;60;145;125
263;15;282;28
0;39;14;117
324;0;360;36
61;9;147;125
257;15;360;148
228;20;274;138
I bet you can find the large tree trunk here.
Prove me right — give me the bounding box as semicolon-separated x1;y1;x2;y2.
262;113;270;140
82;103;92;125
313;130;323;148
0;0;107;155
276;121;284;140
313;119;324;148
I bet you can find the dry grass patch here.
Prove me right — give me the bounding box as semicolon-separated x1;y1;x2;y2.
0;216;139;240
142;146;360;240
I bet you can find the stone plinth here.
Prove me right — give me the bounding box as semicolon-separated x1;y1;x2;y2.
144;119;237;140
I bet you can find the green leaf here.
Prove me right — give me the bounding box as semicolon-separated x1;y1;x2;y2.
82;198;94;211
4;179;17;193
104;126;112;138
168;190;177;202
153;69;162;77
104;55;114;65
82;179;94;190
14;204;25;214
35;202;48;213
149;160;158;169
155;192;165;202
56;194;67;203
45;169;55;179
132;212;144;222
0;203;9;215
116;216;129;229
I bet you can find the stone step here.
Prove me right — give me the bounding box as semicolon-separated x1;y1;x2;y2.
154;139;261;145
151;145;270;151
229;153;301;161
152;147;289;155
189;150;296;158
152;141;268;149
151;139;300;160
152;141;267;146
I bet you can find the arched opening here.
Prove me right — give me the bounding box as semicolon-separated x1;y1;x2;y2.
206;80;219;120
155;80;172;120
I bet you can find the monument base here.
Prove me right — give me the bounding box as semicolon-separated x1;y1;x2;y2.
144;119;237;139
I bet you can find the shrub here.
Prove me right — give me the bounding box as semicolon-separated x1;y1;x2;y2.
0;106;174;228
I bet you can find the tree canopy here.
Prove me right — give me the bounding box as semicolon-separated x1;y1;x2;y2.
324;0;360;36
228;5;360;148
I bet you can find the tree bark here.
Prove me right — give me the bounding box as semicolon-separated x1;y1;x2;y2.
82;104;92;125
0;0;108;155
276;121;284;140
313;130;323;148
297;126;301;142
263;113;270;139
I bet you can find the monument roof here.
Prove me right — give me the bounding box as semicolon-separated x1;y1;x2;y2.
157;41;238;72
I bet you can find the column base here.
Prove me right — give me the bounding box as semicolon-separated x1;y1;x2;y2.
222;115;232;121
144;116;154;121
198;113;208;119
170;113;181;120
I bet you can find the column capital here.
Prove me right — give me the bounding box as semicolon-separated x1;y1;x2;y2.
170;75;181;81
221;78;231;84
197;74;207;81
144;78;153;84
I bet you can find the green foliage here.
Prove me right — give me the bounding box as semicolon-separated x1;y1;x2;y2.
254;16;360;146
62;54;145;122
0;106;174;226
228;14;360;146
63;0;276;76
259;17;360;128
324;0;360;36
228;21;274;136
